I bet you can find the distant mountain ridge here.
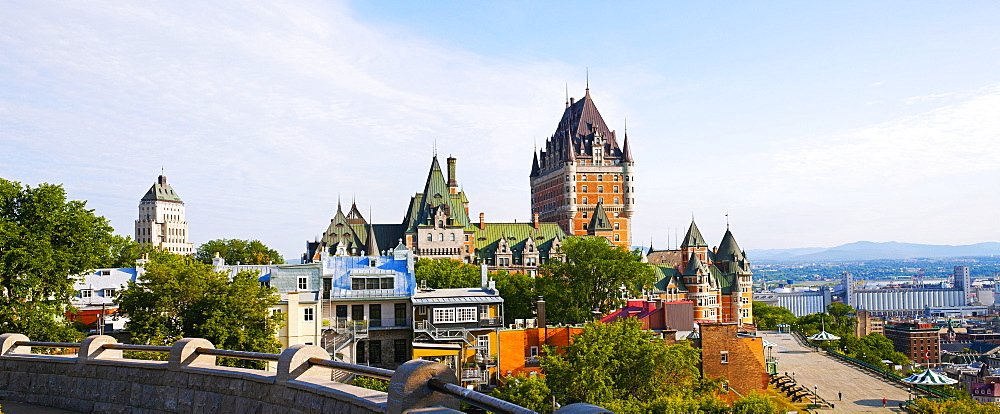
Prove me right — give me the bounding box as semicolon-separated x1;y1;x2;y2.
749;241;1000;262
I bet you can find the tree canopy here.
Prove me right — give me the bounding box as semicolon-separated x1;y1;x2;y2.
414;258;481;289
116;250;283;367
536;237;655;324
908;396;1000;414
751;302;797;330
195;238;284;265
492;270;536;325
0;179;118;341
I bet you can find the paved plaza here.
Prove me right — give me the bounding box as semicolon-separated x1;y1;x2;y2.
762;331;916;413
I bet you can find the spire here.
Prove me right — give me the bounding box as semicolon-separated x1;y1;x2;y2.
366;223;379;257
680;219;708;248
530;151;540;177
565;82;569;108
586;67;589;92
565;136;576;162
622;119;634;163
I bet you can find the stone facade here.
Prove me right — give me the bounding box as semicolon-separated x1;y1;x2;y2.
135;175;194;255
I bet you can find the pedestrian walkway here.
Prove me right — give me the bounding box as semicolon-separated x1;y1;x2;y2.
762;331;911;413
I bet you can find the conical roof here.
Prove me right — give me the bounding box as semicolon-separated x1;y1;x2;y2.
588;201;613;232
902;369;958;385
715;228;744;262
622;134;633;163
530;152;540;177
141;175;183;203
680;220;708;248
366;224;379;256
683;252;708;276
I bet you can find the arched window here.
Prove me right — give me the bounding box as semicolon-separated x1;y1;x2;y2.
449;233;456;241
438;220;444;228
438;233;444;241
427;234;433;241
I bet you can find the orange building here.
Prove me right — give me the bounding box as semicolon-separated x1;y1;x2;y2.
645;220;753;325
498;325;584;378
530;88;634;248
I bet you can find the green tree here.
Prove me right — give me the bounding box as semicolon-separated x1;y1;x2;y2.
541;318;703;408
101;235;155;268
732;391;780;414
0;179;117;342
116;250;283;368
908;396;1000;414
414;258;480;289
536;237;655;323
352;376;389;392
493;270;536;325
195;238;284;265
491;374;553;414
751;301;796;329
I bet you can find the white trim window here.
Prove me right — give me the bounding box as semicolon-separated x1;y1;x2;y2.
297;276;308;291
456;307;477;323
477;335;489;352
433;308;456;323
80;289;92;299
303;307;314;322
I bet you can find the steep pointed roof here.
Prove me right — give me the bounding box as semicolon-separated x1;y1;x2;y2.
346;203;367;225
680;220;708;248
537;89;625;172
530;151;540;177
683;252;708;276
366;224;379;256
715;228;744;262
141;175;183;203
622;134;634;163
401;154;475;232
588;201;613;232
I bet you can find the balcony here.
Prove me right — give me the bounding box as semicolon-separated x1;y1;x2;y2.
479;316;502;327
525;356;540;367
475;353;497;366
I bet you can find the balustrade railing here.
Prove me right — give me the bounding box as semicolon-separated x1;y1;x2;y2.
0;333;612;414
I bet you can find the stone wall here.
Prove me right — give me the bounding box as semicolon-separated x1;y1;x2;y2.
0;334;404;414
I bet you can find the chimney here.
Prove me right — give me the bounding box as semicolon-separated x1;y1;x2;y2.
480;264;489;289
537;296;547;341
158;175;167;185
479;212;485;229
447;156;458;194
533;213;540;229
569;97;575;105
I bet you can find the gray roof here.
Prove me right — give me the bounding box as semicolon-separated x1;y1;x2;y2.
411;288;503;305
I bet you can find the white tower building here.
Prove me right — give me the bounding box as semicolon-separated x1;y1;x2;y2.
135;175;194;255
955;265;972;305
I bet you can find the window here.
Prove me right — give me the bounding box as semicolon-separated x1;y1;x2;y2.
598;175;603;181
614;175;619;181
369;340;382;364
394;339;408;362
336;305;348;318
582;212;588;219
80;290;92;299
582;197;588;204
478;335;490;352
614;234;621;241
529;346;539;357
298;276;308;291
597;185;603;193
582;185;588;193
438;233;444;241
352;276;394;290
395;303;407;326
614;223;620;230
450;233;456;241
417;306;427;315
304;307;315;322
614;197;620;204
426;234;432;241
103;288;116;297
457;307;477;323
434;308;456;323
438;220;444;228
352;305;365;321
613;185;619;193
720;351;729;364
581;175;588;181
369;304;382;327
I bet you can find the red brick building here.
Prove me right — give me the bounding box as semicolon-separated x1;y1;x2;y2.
698;323;769;397
884;321;940;365
529;88;635;248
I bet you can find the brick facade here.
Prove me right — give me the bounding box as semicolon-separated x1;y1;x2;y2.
699;323;768;396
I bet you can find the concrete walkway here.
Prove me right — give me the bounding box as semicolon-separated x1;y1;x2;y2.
762;331;913;413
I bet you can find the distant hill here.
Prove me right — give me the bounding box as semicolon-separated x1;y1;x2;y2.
749;241;1000;262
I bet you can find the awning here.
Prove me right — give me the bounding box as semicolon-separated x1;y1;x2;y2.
902;369;958;385
808;330;840;341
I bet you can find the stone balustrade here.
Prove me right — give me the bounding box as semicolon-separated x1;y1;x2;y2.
0;333;610;414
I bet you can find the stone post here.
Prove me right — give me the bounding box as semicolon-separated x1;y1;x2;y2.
0;333;31;355
78;335;121;362
169;338;216;371
386;359;459;414
276;344;332;383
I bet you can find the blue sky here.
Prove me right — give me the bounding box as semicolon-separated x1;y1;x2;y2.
2;1;999;259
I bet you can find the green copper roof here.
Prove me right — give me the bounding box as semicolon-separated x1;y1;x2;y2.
402;156;475;233
473;222;566;260
652;264;685;291
715;228;744;262
680;220;707;248
588;202;613;232
141;175;183;203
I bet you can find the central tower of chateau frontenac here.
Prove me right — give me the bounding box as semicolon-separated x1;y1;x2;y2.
529;88;634;248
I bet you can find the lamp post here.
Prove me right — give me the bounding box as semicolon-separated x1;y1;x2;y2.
907;387;911;402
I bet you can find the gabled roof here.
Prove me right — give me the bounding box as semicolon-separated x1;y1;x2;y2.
680;220;708;248
652;264;685;291
588;201;613;232
402;156;475;233
141;175;183;203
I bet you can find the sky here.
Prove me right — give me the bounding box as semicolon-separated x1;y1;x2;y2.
2;1;999;260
